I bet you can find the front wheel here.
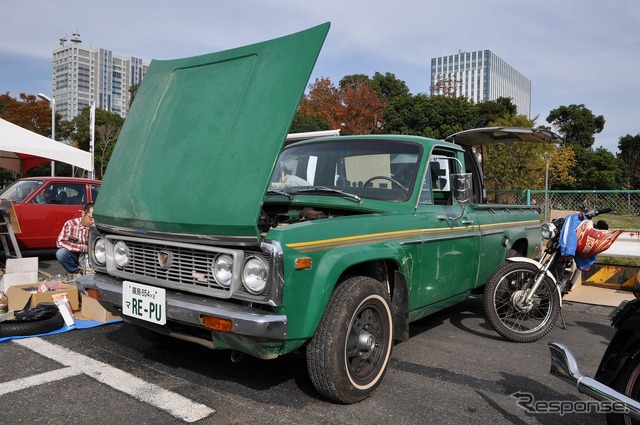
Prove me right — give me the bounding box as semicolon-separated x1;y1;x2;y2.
306;276;394;404
607;345;640;425
483;261;560;343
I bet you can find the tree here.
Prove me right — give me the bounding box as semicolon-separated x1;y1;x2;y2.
339;81;386;134
481;115;576;193
474;97;518;125
298;77;342;128
128;83;140;108
289;114;331;133
298;76;386;135
370;72;411;103
384;94;477;139
64;107;124;179
0;92;58;137
545;104;629;190
546;104;605;150
618;134;640;189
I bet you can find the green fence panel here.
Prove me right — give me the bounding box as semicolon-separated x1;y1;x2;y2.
487;190;640;230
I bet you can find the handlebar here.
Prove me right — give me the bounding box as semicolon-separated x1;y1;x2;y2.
582;207;612;220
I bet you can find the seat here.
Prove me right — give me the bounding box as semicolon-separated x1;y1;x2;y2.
57;192;68;204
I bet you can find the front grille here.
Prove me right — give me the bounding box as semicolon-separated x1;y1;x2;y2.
123;240;222;289
105;236;270;300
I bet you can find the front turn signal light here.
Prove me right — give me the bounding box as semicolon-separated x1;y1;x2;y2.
294;257;312;270
201;315;233;332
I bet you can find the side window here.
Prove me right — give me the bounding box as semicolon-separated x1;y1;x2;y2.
31;184;57;204
90;184;100;202
420;151;458;205
41;184;87;205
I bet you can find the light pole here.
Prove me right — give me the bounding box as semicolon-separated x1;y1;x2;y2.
37;93;56;176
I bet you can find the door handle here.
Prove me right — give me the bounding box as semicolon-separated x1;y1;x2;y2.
461;220;474;225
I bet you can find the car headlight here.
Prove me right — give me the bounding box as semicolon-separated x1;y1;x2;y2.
93;237;106;266
113;240;130;268
242;257;268;294
212;254;233;288
541;222;557;240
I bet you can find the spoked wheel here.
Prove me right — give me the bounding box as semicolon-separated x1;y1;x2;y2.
307;276;394;404
483;261;560;343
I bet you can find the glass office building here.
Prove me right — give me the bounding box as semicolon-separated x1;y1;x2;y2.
430;50;531;117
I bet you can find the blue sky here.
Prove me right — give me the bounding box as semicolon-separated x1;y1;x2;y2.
1;0;639;153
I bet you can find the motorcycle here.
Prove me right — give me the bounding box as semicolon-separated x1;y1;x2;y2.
549;282;640;424
484;207;624;343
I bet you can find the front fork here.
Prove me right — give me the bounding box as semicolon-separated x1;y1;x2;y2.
505;255;566;311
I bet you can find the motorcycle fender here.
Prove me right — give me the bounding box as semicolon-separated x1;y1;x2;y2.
506;257;563;308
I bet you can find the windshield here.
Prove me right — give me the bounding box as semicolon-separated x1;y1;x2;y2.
269;139;422;202
0;180;44;203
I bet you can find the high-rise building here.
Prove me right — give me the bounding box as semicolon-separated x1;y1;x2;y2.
51;33;148;121
430;50;531;117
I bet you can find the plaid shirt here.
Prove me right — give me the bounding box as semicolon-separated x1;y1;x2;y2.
56;218;89;252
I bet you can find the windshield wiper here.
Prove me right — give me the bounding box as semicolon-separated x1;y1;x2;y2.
297;186;362;203
266;189;293;199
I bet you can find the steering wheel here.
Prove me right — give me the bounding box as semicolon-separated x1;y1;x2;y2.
363;176;408;192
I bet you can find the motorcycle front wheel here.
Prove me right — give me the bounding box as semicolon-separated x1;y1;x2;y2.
483;261;560;343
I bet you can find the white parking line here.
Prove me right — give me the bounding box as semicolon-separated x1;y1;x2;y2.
13;338;215;422
0;367;81;396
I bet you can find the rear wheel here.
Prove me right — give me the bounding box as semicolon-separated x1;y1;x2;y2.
484;261;560;343
307;276;393;403
607;345;640;425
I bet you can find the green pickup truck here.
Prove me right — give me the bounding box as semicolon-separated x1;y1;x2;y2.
77;23;554;403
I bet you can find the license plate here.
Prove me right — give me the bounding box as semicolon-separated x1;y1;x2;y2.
122;281;166;325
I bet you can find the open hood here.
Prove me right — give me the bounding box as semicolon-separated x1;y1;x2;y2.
445;127;563;146
95;23;330;240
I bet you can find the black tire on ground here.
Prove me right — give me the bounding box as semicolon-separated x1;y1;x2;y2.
306;276;394;404
0;311;65;337
483;261;560;343
607;344;640;425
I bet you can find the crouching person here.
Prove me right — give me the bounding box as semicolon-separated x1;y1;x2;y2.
56;203;95;279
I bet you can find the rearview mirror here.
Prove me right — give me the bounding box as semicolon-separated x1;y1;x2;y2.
452;173;472;205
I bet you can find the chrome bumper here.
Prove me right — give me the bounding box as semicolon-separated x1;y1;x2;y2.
549;342;640;421
76;274;288;340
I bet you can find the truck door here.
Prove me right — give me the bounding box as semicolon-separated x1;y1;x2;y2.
413;149;480;307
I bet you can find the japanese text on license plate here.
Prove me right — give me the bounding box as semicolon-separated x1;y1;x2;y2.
123;281;166;325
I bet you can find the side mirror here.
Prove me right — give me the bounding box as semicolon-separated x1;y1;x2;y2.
451;173;472;205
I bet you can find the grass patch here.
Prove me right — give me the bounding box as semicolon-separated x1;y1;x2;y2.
597;255;640;267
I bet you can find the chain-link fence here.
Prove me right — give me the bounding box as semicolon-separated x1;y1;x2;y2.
487;190;640;230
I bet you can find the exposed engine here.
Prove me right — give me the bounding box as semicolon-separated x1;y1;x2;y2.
258;205;362;234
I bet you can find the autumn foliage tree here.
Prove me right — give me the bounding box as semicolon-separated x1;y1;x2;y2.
297;76;387;135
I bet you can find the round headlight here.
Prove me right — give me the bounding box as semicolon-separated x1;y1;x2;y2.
541;222;557;240
113;240;130;268
212;254;233;288
242;257;268;294
93;237;106;265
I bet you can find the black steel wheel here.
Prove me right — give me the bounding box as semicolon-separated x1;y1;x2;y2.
307;276;394;403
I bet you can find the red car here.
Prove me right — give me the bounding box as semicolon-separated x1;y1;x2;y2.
0;177;101;250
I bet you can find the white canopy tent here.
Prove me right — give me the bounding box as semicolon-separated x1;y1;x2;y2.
0;118;93;173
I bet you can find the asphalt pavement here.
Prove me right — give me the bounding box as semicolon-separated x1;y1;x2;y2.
0;254;619;424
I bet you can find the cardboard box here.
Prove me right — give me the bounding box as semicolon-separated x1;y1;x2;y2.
78;294;119;322
7;283;79;312
0;257;39;292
